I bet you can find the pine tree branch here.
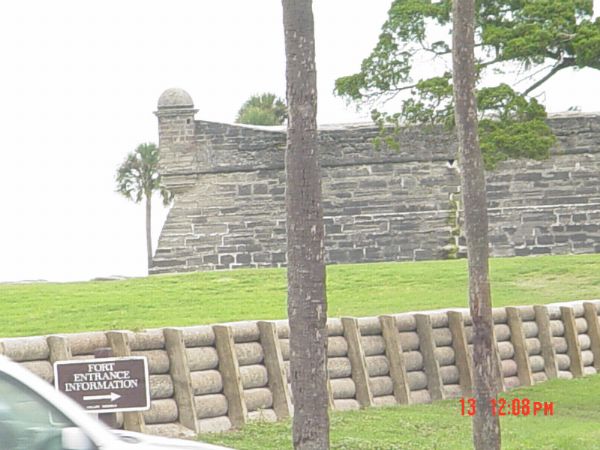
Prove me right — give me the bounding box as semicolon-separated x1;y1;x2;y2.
522;57;576;96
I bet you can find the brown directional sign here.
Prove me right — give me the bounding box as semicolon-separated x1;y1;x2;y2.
54;356;150;413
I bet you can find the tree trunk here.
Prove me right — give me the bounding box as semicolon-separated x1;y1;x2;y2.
145;194;153;272
451;1;501;449
282;1;329;449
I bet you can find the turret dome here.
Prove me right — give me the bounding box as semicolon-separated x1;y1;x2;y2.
157;88;194;109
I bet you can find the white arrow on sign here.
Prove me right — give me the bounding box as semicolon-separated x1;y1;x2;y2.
83;392;121;402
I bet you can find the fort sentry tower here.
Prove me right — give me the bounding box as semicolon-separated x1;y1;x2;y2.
152;88;600;274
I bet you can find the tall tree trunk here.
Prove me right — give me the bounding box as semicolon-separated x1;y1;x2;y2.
282;1;329;449
452;1;501;449
145;194;153;272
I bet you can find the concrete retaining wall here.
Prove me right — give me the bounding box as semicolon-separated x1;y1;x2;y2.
2;300;600;438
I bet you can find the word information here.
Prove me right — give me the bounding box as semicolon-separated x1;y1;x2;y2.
460;397;554;417
65;362;139;392
54;357;150;413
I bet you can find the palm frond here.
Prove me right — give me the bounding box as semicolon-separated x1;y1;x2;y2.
115;142;173;205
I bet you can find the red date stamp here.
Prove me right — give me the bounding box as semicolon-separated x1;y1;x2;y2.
460;397;554;416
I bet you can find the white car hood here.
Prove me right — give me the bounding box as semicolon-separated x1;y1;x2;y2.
111;430;233;450
0;355;234;450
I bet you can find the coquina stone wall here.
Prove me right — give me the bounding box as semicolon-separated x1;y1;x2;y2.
2;300;600;438
151;88;600;274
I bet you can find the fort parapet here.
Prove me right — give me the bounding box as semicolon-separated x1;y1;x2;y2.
152;87;600;274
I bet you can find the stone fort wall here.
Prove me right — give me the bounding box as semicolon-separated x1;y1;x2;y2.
151;88;600;275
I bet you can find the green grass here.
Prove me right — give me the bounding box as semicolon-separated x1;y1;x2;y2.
3;254;599;448
201;376;600;450
2;254;600;337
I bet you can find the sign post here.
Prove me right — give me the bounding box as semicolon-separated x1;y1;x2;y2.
54;356;150;414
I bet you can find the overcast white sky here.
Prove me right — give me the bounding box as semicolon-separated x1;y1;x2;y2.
1;1;600;283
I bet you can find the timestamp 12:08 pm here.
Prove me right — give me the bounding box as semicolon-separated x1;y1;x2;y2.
460;397;554;416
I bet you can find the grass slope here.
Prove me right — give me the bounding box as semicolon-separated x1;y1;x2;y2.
202;376;600;450
1;254;600;337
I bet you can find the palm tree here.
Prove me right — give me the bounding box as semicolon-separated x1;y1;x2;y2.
235;93;287;125
115;143;172;271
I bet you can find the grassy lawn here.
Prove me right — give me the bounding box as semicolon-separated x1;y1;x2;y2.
1;254;600;337
201;376;600;450
3;253;599;448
